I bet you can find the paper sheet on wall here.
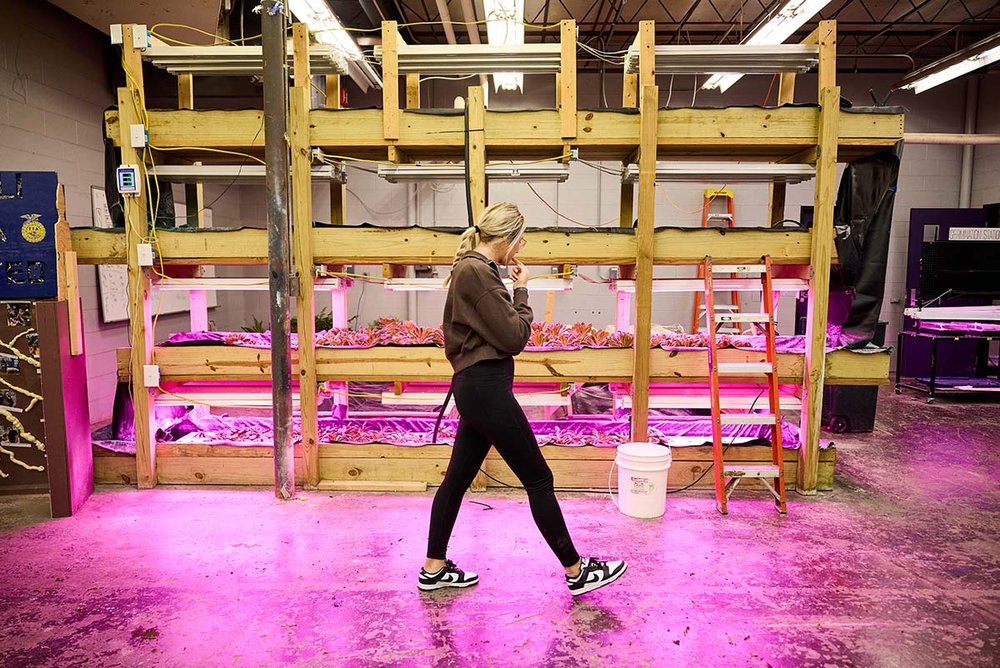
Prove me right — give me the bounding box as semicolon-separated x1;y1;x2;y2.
92;187;217;323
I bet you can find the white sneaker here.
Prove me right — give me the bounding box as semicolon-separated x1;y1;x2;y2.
418;560;479;591
566;557;627;596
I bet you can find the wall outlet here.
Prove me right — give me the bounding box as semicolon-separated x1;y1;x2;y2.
134;24;149;50
142;365;160;388
137;243;154;267
129;124;147;148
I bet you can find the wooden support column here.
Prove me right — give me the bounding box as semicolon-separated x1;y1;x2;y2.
382;21;399;140
767;73;797;226
292;25;319;488
619;70;638;282
638;21;656;89
406;73;420;109
324;74;348;229
799;21;838;495
559;19;577;138
632;84;658;442
468;88;488;490
119;26;156;488
54;185;83;356
467;85;487;220
177;72;209;331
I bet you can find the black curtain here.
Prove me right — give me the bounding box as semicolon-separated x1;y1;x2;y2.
832;141;903;348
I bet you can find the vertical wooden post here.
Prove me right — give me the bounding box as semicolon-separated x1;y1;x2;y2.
638;21;656;89
559;19;577;138
291;25;319;488
620;69;638;281
798;21;838;496
632;83;658;442
767;73;797;226
177;71;209;331
325;74;341;109
815;20;837;91
324;74;347;228
467;85;487;220
622;72;638;108
406;73;421;108
382;21;399;140
118;25;156;488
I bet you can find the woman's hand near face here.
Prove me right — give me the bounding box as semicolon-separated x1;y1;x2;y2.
511;260;530;289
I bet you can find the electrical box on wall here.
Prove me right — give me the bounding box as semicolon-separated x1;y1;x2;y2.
116;165;141;197
0;172;59;300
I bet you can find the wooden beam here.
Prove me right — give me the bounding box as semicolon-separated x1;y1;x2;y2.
798;85;841;496
117;88;156;489
325;75;341;109
126;345;887;386
638;21;656;89
72;226;838;266
382;21;399;140
467;85;487;219
406;73;420;109
64;251;83;356
292;23;311;89
622;73;638;108
290;86;319;489
632;84;658;441
768;72;798;226
816;20;837;93
106;107;904;162
560;19;577;139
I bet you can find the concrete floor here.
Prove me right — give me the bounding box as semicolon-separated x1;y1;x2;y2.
1;389;998;667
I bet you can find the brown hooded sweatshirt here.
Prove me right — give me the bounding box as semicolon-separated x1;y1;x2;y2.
443;251;533;374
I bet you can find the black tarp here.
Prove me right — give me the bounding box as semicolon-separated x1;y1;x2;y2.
832;142;903;348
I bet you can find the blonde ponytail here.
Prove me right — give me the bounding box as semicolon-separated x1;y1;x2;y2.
446;202;526;284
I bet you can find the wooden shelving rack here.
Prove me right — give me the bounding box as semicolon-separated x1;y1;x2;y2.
79;20;902;494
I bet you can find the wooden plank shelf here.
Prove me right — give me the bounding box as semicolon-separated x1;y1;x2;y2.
72;226;835;266
105;107;902;163
115;345;888;386
93;442;835;492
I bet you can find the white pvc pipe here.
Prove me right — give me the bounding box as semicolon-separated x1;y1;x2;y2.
904;133;1000;145
959;76;979;208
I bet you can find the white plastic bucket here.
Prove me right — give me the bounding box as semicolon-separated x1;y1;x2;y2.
614;442;672;519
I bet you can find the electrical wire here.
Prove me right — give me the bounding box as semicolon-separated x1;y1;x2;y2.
665;389;767;495
525;183;618;228
150;23;262;46
148;145;266;165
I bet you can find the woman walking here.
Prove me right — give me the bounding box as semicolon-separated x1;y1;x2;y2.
419;202;627;596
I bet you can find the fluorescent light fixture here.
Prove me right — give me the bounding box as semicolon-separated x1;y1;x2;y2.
378;43;561;74
621;162;815;184
381;390;571;407
377;163;570;183
153;278;344;291
894;32;1000;94
153;164;346;184
484;0;525;92
702;0;833;93
384;277;573;292
141;44;348;76
613;278;808;293
623;44;818;75
287;0;363;61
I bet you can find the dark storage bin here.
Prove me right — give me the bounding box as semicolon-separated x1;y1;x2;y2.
822;321;886;433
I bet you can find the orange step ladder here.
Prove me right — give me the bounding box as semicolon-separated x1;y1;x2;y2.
704;255;787;515
692;189;741;333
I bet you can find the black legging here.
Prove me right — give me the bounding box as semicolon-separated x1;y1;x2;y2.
426;357;581;568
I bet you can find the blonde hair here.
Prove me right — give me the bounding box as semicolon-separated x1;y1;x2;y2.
447;202;526;281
